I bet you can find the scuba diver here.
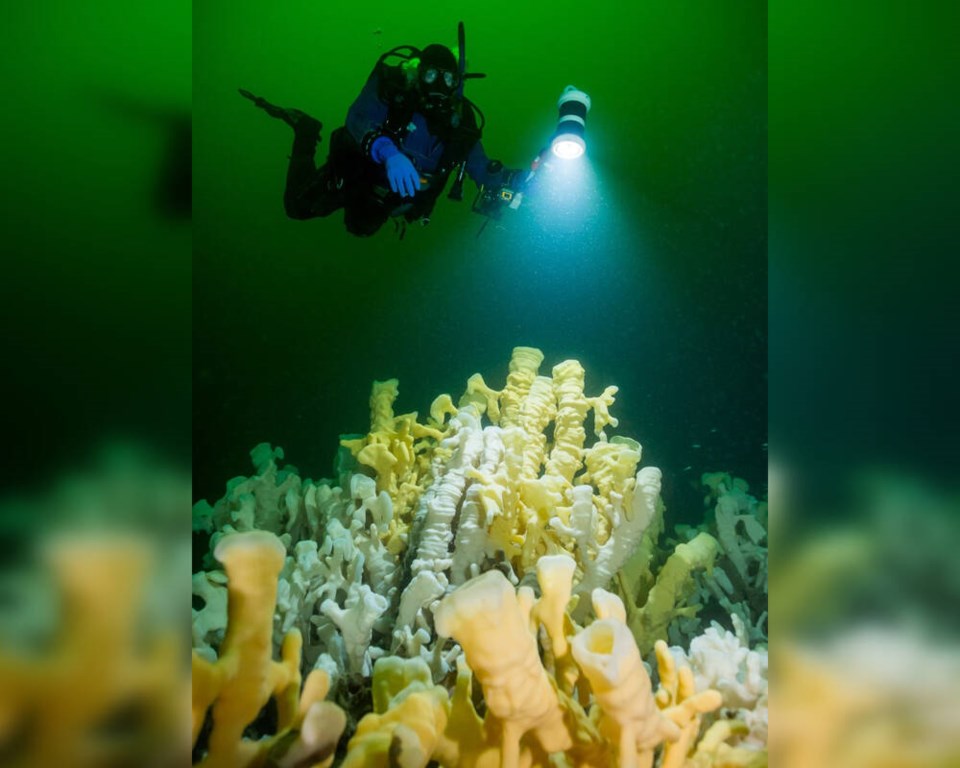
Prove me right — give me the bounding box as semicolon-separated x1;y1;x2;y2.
241;30;524;237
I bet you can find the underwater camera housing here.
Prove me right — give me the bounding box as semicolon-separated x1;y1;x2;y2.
471;161;524;219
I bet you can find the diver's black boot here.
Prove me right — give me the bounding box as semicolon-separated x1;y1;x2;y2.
239;88;322;144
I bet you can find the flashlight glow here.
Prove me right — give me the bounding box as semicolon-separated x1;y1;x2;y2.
551;135;586;159
551;85;591;160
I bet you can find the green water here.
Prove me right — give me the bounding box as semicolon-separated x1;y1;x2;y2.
193;1;767;512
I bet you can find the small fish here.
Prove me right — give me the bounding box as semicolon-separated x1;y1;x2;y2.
373;27;383;35
691;443;701;449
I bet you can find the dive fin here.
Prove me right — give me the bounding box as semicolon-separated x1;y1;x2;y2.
238;88;322;137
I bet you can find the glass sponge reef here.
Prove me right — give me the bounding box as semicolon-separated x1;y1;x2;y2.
192;346;768;767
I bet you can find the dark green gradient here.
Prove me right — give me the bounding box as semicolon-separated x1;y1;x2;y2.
770;3;958;498
0;1;191;490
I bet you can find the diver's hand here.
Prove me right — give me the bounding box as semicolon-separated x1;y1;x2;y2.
385;153;421;197
371;136;420;197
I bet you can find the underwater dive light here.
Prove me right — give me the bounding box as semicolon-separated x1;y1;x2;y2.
550;85;591;159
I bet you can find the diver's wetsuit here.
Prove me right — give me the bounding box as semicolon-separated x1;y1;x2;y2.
283;60;512;236
284;126;382;234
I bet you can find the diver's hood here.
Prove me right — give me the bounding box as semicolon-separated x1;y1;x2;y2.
417;44;460;102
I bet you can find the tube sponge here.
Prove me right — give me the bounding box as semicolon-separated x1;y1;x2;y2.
434;569;571;768
571;617;673;768
431;560;725;768
569;466;663;620
459;373;501;421
652;640;724;768
320;583;389;676
627;532;719;655
192;531;346;768
2;535;184;767
341;377;436;507
518;375;557;481
344;656;451;768
499;346;545;428
194;531;289;762
570;617;722;768
532;554;577;659
545;360;590;483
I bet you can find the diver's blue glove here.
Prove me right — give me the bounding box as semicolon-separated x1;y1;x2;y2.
372;136;420;197
385;153;420;197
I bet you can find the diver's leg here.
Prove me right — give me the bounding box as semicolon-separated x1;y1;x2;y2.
238;88;334;219
283;123;330;219
239;88;322;134
285;125;365;220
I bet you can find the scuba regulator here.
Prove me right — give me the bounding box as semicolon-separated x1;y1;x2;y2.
443;21;528;224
